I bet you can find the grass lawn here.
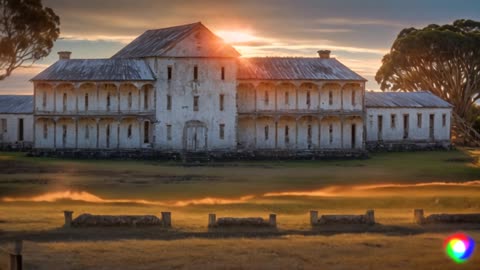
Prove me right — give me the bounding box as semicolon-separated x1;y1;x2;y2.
0;148;479;269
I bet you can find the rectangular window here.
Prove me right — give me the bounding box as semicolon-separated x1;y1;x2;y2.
219;94;224;111
106;124;110;148
391;114;396;128
85;124;90;139
403;114;409;139
127;124;132;138
285;92;289;105
328;91;333;105
166;124;172;141
264;125;269;140
285;125;290;143
62;93;67;112
18;118;24;141
62;125;67;147
128;92;132;109
167;66;172;80
193;65;198;80
219;124;225;139
442;113;447;127
42;92;47;108
193;96;199;111
43;122;48;139
351;91;356;106
167;95;172;111
307;125;312;142
221;67;225;80
329;124;333;144
107;93;111;111
264;91;269;106
1;119;6;134
144;91;149;110
306;91;311;107
144;121;150;143
85;93;89;111
417;113;422;128
377;115;383;141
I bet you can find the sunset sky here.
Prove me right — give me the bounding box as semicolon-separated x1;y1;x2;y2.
1;0;479;94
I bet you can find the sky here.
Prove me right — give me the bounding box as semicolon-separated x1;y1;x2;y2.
1;0;479;95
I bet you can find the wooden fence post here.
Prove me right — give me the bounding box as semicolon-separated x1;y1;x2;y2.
310;210;318;225
9;240;22;270
269;214;277;227
365;209;375;225
161;212;171;227
208;213;216;227
414;209;425;224
64;211;74;228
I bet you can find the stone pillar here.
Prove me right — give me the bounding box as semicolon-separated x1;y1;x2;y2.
365;209;375;225
414;209;425;224
64;210;73;228
310;210;318;225
208;213;216;227
161;212;171;227
269;214;277;227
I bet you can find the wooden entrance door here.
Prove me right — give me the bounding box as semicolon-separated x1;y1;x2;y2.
184;121;207;152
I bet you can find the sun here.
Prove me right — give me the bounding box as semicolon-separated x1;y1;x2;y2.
215;30;257;44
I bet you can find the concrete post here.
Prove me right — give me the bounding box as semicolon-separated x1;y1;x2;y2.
414;209;425;224
208;213;216;227
365;209;375;225
310;210;318;225
64;210;73;228
161;212;171;227
269;214;277;227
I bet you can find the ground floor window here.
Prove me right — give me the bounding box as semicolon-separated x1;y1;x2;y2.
144;122;150;143
219;124;225;140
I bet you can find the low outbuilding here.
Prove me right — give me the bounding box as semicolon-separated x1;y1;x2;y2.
0;95;33;149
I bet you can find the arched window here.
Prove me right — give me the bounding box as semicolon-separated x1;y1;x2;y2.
107;93;111;110
128;92;132;109
85;93;89;110
62;93;67;112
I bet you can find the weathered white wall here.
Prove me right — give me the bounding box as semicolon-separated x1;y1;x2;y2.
0;114;33;144
366;108;451;142
148;57;237;151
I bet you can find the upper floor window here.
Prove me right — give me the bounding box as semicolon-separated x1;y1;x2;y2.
285;92;289;105
328;91;333;105
193;96;199;111
85;93;89;110
62;93;67;111
391;114;396;128
128;92;132;109
306;91;311;107
144;91;149;110
417;113;422;128
264;91;269;106
42;92;47;108
107;93;111;110
167;66;172;80
219;124;225;139
193;65;198;80
219;94;225;111
167;95;172;111
351;91;356;106
221;67;225;80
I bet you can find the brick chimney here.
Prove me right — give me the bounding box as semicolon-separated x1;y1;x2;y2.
58;51;72;60
317;50;331;59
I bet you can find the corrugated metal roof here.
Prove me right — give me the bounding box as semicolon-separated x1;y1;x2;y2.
237;57;366;81
31;59;155;81
365;91;453;108
0;95;33;113
112;22;240;58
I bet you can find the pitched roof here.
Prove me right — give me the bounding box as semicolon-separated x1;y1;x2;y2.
0;95;33;114
237;57;366;81
365;91;453;108
112;22;240;58
31;59;155;81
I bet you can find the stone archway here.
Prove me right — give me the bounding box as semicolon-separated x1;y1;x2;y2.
183;120;208;152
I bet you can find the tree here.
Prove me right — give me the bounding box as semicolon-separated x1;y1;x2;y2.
0;0;59;80
376;19;480;121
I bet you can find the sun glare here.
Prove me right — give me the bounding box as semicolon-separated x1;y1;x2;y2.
216;30;257;44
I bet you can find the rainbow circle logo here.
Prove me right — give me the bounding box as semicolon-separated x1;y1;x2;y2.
444;233;475;263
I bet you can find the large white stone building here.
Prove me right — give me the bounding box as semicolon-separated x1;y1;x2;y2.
0;22;453;157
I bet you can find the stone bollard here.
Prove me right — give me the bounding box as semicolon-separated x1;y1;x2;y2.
310;210;318;225
161;212;172;227
414;209;425;224
64;211;74;228
365;209;375;225
269;214;277;227
208;213;216;227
